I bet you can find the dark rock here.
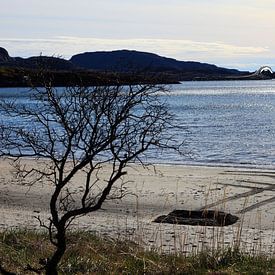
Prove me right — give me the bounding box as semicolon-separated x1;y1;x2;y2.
0;47;11;62
153;209;239;226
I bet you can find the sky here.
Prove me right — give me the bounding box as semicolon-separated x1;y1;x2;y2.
1;0;274;71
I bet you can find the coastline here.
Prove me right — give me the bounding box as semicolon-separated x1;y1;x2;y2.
1;158;275;254
149;160;275;171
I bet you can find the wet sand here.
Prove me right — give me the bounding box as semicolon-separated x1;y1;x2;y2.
1;158;275;254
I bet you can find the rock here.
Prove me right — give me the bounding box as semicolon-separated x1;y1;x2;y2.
0;47;11;62
153;209;238;226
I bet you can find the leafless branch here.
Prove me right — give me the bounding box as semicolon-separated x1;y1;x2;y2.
0;78;186;274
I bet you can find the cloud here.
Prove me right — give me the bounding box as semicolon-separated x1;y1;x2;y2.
0;36;271;70
1;36;269;56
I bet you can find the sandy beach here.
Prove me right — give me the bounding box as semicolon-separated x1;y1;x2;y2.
1;158;275;255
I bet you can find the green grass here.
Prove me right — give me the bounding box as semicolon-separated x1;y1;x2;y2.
0;230;274;274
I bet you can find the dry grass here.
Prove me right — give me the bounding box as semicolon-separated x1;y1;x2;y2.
0;230;274;274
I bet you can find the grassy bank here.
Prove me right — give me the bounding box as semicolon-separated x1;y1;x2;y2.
0;230;274;274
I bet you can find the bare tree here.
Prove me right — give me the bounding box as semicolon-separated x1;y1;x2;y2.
0;82;182;274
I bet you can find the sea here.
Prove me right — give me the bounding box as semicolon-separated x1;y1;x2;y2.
1;79;275;169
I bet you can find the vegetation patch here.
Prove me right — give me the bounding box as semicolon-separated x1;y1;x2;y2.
0;230;274;274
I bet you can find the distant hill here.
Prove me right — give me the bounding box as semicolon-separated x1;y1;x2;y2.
0;47;247;76
0;47;13;63
0;47;76;71
13;56;76;70
1;46;273;87
70;50;244;75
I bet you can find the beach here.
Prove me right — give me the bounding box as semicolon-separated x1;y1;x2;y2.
1;158;275;255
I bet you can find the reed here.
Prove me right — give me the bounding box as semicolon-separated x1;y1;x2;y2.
0;230;274;274
115;177;274;262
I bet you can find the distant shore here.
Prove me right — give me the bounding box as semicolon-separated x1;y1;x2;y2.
0;67;274;88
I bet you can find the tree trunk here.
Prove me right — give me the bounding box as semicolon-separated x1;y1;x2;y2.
45;228;66;275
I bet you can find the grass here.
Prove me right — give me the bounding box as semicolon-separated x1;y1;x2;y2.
0;230;274;274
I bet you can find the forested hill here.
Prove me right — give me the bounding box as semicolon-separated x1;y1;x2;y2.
1;47;272;87
70;50;244;75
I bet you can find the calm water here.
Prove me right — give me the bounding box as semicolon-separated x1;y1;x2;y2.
1;80;275;168
164;80;275;168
